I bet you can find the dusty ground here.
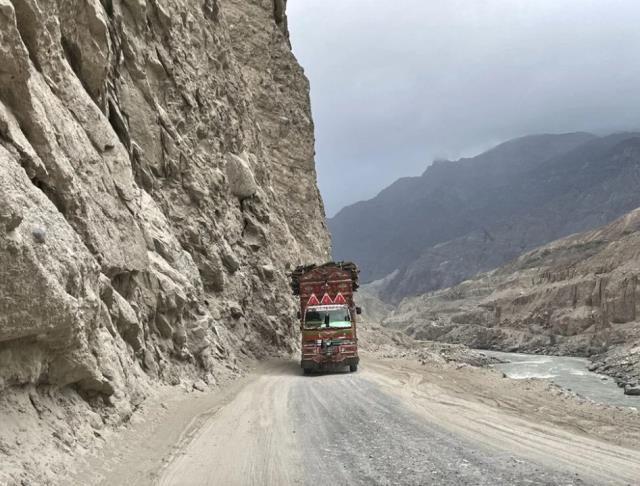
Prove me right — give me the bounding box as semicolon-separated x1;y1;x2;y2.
65;349;640;486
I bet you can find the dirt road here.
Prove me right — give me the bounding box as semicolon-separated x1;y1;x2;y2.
77;357;640;486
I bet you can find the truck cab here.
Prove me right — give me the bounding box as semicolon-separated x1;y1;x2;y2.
301;304;359;373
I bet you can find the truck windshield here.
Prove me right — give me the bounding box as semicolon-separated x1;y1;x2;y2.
304;308;351;329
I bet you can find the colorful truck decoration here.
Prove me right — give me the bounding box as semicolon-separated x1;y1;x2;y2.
290;262;361;374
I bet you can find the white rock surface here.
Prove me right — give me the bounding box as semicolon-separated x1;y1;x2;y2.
0;0;330;482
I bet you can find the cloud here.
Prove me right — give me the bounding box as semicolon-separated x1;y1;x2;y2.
287;0;640;216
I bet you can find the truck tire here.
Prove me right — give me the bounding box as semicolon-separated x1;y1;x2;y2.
349;364;358;373
303;368;312;375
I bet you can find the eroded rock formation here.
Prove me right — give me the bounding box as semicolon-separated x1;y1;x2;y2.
385;208;640;383
0;0;329;414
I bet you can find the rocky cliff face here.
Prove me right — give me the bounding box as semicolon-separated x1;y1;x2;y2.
0;0;329;475
385;207;640;385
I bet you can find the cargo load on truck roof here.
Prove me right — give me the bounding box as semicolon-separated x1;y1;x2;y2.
290;261;359;295
290;261;359;312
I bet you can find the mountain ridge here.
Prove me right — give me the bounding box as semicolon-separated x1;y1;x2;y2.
383;204;640;387
330;131;640;303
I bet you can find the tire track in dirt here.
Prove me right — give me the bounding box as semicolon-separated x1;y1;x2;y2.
156;359;640;485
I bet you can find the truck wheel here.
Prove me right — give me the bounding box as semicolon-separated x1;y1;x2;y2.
349;364;358;373
303;368;312;375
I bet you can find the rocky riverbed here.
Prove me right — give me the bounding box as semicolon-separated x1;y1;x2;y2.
486;350;640;408
383;209;640;390
589;343;640;396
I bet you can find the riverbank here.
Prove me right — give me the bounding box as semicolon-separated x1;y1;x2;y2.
589;343;640;396
485;350;639;409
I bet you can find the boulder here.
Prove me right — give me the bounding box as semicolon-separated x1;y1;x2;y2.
260;264;275;281
220;245;240;273
624;384;640;396
225;152;257;200
193;379;207;392
199;254;225;292
229;302;244;319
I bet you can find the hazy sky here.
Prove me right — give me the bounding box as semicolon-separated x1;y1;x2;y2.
287;0;640;216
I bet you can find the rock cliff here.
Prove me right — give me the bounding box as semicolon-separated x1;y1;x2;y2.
0;0;329;481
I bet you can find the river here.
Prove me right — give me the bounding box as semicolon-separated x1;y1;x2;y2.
484;350;639;409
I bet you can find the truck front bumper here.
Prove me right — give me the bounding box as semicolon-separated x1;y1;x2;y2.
301;356;359;371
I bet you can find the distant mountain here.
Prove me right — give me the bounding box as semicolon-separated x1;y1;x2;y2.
383;205;640;387
329;132;640;301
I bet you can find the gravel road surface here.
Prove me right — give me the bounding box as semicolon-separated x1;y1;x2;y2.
154;359;640;486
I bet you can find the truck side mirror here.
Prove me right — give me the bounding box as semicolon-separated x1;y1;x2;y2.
356;307;362;315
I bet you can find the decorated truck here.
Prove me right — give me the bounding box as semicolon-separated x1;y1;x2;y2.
290;262;361;374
